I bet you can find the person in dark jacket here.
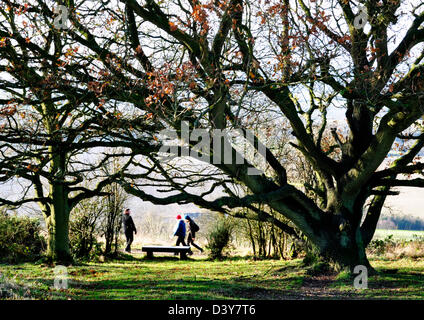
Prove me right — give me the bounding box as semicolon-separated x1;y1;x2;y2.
185;215;203;254
122;208;137;253
173;214;187;247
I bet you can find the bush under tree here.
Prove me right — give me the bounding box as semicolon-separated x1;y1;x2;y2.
206;216;234;259
0;210;45;263
69;200;103;260
101;183;128;257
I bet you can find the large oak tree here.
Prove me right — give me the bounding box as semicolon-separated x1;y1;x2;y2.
0;0;159;262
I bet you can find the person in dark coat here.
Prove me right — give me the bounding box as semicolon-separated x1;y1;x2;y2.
122;208;137;253
185;215;203;254
173;214;187;247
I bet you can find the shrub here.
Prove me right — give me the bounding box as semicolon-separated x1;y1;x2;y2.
0;211;45;263
69;185;130;260
367;235;424;259
238;209;302;259
69;200;103;260
206;217;234;259
100;182;128;257
302;242;321;266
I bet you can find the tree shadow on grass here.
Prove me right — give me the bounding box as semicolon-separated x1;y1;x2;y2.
10;260;424;300
370;269;424;289
331;267;424;298
22;266;309;300
60;278;308;300
24;270;424;300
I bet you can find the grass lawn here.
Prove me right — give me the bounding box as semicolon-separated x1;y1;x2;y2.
373;229;424;240
1;252;424;300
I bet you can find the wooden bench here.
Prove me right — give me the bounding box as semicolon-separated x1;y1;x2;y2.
141;246;191;259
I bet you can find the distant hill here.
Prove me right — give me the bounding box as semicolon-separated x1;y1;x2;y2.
377;214;424;231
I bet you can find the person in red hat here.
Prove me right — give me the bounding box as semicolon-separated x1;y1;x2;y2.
173;214;187;249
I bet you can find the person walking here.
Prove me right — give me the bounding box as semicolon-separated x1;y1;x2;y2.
185;214;203;254
122;208;137;253
173;214;187;248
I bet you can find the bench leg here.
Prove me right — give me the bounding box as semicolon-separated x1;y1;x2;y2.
180;251;187;260
146;251;153;259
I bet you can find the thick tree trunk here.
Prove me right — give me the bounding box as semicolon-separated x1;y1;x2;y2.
267;194;376;273
316;226;375;274
45;182;72;264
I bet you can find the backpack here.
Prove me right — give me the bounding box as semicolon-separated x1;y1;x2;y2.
191;221;200;232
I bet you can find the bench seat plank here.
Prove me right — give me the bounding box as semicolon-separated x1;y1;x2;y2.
141;246;191;259
142;246;191;252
